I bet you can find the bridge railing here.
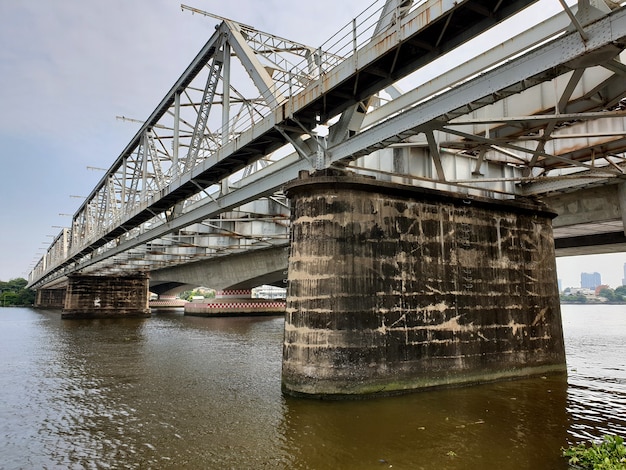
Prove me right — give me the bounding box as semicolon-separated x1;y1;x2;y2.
205;0;428;156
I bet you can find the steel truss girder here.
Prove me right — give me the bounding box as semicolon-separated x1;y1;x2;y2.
41;0;529;272
30;3;626;288
31;8;337;285
46;19;318;276
326;8;626;168
32;154;308;285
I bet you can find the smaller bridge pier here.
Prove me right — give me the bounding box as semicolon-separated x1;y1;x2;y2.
35;288;66;309
185;289;286;317
282;170;566;398
62;273;150;319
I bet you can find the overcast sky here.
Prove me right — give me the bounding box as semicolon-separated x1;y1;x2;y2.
0;0;625;289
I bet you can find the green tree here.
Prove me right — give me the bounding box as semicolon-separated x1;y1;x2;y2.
575;294;587;303
15;288;35;305
563;435;626;469
560;293;588;303
599;288;617;302
0;278;35;307
179;290;194;301
0;291;17;307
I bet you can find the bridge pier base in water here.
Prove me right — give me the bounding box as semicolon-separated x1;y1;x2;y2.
35;288;67;309
282;171;566;398
62;273;151;319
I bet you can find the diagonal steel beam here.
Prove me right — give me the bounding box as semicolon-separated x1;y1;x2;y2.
185;52;224;172
524;68;585;175
226;21;285;109
442;126;624;173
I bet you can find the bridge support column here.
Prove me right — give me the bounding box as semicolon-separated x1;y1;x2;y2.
35;288;66;309
282;171;566;398
62;273;150;319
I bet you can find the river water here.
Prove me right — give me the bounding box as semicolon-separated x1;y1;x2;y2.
0;304;624;469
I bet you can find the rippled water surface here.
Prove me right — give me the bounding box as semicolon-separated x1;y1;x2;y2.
0;304;624;469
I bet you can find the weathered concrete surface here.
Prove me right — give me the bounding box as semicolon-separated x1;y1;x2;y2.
282;171;566;398
35;288;66;309
546;182;626;256
62;273;150;319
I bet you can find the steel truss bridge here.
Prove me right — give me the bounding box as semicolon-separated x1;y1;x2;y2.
29;0;626;292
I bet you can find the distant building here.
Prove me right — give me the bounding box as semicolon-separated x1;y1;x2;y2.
568;287;595;297
558;279;562;293
252;285;286;299
623;263;626;286
581;272;601;290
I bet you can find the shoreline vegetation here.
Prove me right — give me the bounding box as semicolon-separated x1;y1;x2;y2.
562;435;626;469
561;286;626;304
0;278;35;307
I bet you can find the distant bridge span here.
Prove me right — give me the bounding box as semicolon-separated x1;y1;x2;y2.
149;244;289;295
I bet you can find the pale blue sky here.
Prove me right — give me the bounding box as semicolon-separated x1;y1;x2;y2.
0;0;624;289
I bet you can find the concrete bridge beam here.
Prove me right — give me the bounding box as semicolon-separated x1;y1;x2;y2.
282;170;566;398
149;245;289;292
546;183;626;255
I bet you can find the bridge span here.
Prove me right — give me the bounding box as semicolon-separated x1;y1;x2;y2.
30;0;626;397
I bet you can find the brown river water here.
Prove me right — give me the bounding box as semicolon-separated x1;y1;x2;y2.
0;304;624;469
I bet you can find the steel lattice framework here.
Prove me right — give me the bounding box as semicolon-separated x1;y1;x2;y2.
30;0;626;290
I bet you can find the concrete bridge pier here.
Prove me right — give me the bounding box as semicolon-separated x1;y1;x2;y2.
282;170;566;398
35;288;66;309
62;273;151;319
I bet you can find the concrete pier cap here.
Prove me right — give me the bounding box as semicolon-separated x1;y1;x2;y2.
281;169;566;399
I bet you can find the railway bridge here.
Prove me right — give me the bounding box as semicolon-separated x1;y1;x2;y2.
30;0;626;397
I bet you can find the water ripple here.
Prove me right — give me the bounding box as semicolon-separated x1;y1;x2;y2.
1;306;625;469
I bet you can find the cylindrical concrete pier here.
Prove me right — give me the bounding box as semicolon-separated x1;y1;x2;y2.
282;170;566;398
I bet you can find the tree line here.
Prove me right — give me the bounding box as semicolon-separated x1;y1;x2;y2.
561;286;626;303
0;278;35;307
